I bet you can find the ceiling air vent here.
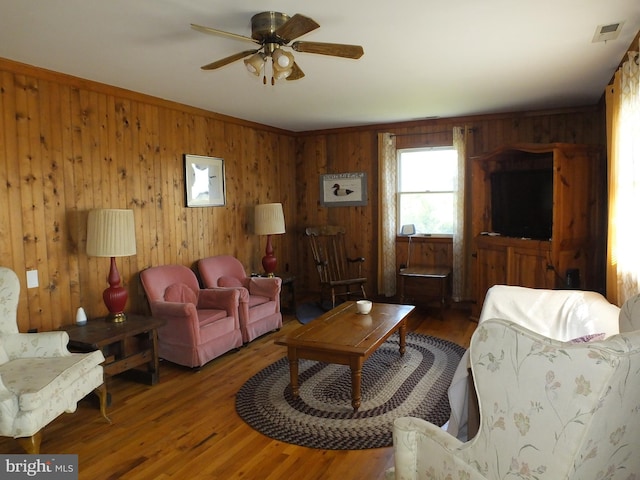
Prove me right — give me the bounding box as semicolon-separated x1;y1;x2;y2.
592;22;624;43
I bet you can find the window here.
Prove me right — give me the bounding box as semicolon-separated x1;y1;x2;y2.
397;147;457;234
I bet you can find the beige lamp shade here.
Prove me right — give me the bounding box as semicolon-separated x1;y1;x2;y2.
254;203;286;235
86;209;137;257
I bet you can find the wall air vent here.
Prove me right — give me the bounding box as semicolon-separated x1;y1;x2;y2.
592;22;624;43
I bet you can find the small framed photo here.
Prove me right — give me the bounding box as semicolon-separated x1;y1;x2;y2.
184;154;226;207
319;172;368;207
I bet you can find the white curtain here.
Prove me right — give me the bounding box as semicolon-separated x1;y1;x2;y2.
377;132;397;297
452;127;468;301
607;45;640;304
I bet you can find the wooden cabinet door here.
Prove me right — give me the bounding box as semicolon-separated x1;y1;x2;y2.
473;242;507;318
509;245;555;289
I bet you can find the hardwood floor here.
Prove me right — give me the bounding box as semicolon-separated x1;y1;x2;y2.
0;303;476;479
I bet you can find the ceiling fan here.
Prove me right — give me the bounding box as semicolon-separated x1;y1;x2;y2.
191;11;364;84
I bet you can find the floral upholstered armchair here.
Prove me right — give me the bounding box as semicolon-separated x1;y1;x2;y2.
390;293;640;480
0;266;108;453
447;285;622;440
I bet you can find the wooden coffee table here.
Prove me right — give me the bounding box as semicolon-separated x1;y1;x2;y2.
275;301;415;411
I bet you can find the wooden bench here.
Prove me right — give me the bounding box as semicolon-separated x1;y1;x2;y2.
398;266;451;318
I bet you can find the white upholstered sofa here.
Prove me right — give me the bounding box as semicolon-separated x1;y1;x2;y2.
389;286;640;480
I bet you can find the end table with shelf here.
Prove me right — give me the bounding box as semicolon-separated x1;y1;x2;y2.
61;314;165;387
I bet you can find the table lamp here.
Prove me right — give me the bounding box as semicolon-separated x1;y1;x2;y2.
254;203;285;276
400;224;416;268
86;209;137;322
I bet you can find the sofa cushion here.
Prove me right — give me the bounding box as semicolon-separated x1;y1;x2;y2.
164;283;198;305
0;350;104;411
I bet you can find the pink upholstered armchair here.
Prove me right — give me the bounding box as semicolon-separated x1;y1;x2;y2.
198;255;282;343
139;264;242;368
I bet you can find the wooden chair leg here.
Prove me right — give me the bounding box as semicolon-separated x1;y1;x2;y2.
95;383;112;424
17;430;42;454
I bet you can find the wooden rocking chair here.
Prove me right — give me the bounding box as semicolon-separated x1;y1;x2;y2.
305;225;367;308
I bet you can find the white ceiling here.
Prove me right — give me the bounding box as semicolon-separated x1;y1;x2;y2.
1;0;638;132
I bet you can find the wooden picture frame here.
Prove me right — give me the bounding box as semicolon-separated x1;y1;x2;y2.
319;172;368;207
184;155;225;207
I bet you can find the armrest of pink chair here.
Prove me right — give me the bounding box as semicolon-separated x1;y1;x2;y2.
248;277;281;300
149;300;195;318
197;288;241;315
149;300;200;344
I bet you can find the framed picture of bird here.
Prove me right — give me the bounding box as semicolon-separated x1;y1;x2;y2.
184;154;226;207
319;172;367;207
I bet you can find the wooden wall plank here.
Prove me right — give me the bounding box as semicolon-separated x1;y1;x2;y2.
0;73;11;264
36;77;58;331
15;75;44;330
48;81;73;320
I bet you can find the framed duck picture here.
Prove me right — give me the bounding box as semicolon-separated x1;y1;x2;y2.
319;172;368;207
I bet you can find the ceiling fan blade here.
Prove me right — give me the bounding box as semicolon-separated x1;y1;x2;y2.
291;41;364;59
286;62;305;81
191;23;257;44
275;14;320;42
200;50;259;70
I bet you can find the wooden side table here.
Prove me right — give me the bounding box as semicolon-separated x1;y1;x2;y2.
398;266;452;318
277;275;296;313
61;314;165;386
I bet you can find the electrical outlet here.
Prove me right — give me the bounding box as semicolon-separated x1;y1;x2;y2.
26;269;39;288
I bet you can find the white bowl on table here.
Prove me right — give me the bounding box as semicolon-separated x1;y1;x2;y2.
356;300;372;314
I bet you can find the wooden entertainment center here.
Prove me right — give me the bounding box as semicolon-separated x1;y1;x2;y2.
470;143;606;318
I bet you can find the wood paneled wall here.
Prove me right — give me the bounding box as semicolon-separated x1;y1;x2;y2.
1;57;605;332
295;109;605;298
0;58;296;332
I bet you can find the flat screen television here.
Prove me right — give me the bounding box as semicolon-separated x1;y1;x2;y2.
490;169;553;240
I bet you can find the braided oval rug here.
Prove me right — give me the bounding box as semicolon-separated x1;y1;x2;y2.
235;332;465;450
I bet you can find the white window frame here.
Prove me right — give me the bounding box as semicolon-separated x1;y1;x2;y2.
396;146;457;235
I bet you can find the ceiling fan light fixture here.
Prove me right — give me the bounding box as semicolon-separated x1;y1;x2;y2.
244;52;266;75
192;11;363;84
273;67;292;80
272;48;293;69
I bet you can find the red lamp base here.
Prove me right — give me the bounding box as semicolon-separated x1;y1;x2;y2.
261;234;277;277
103;257;128;322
